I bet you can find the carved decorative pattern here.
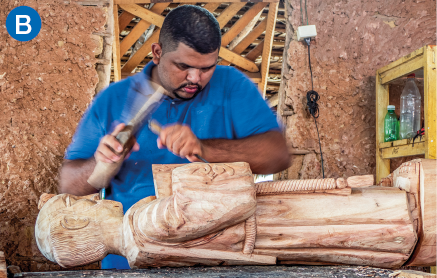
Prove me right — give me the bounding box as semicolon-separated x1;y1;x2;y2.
256;178;337;195
243;214;256;254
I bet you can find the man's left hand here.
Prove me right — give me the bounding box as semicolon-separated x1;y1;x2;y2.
157;124;204;162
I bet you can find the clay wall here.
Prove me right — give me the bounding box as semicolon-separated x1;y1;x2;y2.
281;0;435;179
0;0;106;271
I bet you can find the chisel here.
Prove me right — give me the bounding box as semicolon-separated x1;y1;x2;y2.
148;119;209;163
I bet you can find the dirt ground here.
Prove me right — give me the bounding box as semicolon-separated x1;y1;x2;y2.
0;0;106;271
282;0;435;179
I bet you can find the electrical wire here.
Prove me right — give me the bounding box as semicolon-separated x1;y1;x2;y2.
300;0;304;26
304;38;325;178
305;0;308;25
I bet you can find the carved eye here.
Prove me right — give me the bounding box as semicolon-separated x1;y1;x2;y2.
60;216;90;230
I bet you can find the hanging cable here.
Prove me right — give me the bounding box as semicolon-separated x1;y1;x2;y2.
300;0;304;26
305;0;309;25
304;38;325;178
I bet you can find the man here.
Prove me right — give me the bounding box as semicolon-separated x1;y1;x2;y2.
59;5;290;269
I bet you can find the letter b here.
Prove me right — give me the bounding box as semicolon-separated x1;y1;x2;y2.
6;6;41;41
16;15;31;35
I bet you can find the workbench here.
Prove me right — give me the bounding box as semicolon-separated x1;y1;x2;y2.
11;265;396;278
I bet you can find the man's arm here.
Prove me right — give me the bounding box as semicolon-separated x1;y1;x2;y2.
158;125;290;174
202;130;290;174
58;158;98;195
59;123;139;195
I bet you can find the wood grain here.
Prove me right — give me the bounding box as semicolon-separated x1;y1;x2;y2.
112;4;122;81
259;2;278;97
254;248;409;269
219;47;259;72
152;164;185;198
346;174;374;188
0;251;6;278
407;159;436;266
216;3;246;29
221;3;268;47
424;45;436;159
119;3;169;56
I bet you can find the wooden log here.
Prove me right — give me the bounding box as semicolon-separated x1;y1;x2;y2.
406;159;436;266
256;187;414;227
0;251;6;278
254;248;409;269
346;174;374;188
255;223;416;254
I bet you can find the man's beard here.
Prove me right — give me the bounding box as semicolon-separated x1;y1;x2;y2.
173;82;203;101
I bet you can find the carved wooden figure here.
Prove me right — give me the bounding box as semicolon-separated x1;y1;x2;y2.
35;159;436;269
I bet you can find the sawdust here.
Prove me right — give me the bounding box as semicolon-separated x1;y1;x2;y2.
0;0;106;271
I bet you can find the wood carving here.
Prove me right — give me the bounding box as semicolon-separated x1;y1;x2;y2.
35;159;436;269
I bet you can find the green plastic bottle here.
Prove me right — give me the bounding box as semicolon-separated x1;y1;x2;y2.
384;105;398;142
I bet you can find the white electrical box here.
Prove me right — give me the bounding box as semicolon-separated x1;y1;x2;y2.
297;25;317;41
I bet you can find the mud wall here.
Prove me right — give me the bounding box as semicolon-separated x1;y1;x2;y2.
0;0;106;271
281;0;435;179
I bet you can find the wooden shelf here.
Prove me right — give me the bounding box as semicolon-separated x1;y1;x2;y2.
375;45;436;183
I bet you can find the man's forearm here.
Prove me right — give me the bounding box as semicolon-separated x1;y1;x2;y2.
201;131;290;174
58;158;99;196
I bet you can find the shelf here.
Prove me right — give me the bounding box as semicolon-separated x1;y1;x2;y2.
375;45;436;183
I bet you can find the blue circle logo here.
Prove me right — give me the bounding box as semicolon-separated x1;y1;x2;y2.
6;6;41;42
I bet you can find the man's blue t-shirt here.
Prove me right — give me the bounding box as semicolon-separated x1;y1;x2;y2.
65;62;280;269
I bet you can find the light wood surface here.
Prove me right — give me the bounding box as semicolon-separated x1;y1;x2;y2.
259;2;278;97
376;68;390;183
346;174;374;188
112;4;122;81
35;161;435;269
216;3;246;28
119;3;169;56
219;19;267;66
406;159;436;266
0;251;6;278
121;29;160;73
219;47;259;72
118;11;135;33
424;45;436;159
221;3;268;47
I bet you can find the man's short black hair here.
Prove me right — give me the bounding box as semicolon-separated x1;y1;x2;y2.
159;5;221;54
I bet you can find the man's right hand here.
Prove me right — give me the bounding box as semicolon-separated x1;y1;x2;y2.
94;123;140;164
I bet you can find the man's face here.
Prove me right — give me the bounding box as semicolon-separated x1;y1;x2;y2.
152;42;218;100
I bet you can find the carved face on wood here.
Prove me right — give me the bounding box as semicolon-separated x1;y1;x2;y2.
35;193;123;268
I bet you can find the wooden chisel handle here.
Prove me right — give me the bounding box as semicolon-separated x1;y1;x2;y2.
87;125;135;191
148;120;209;163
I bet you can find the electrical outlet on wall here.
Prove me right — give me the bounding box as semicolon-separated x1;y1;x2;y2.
297;25;317;41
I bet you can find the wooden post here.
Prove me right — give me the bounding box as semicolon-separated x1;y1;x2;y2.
376;70;390;183
424;45;436;159
259;2;278;98
112;4;122;81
